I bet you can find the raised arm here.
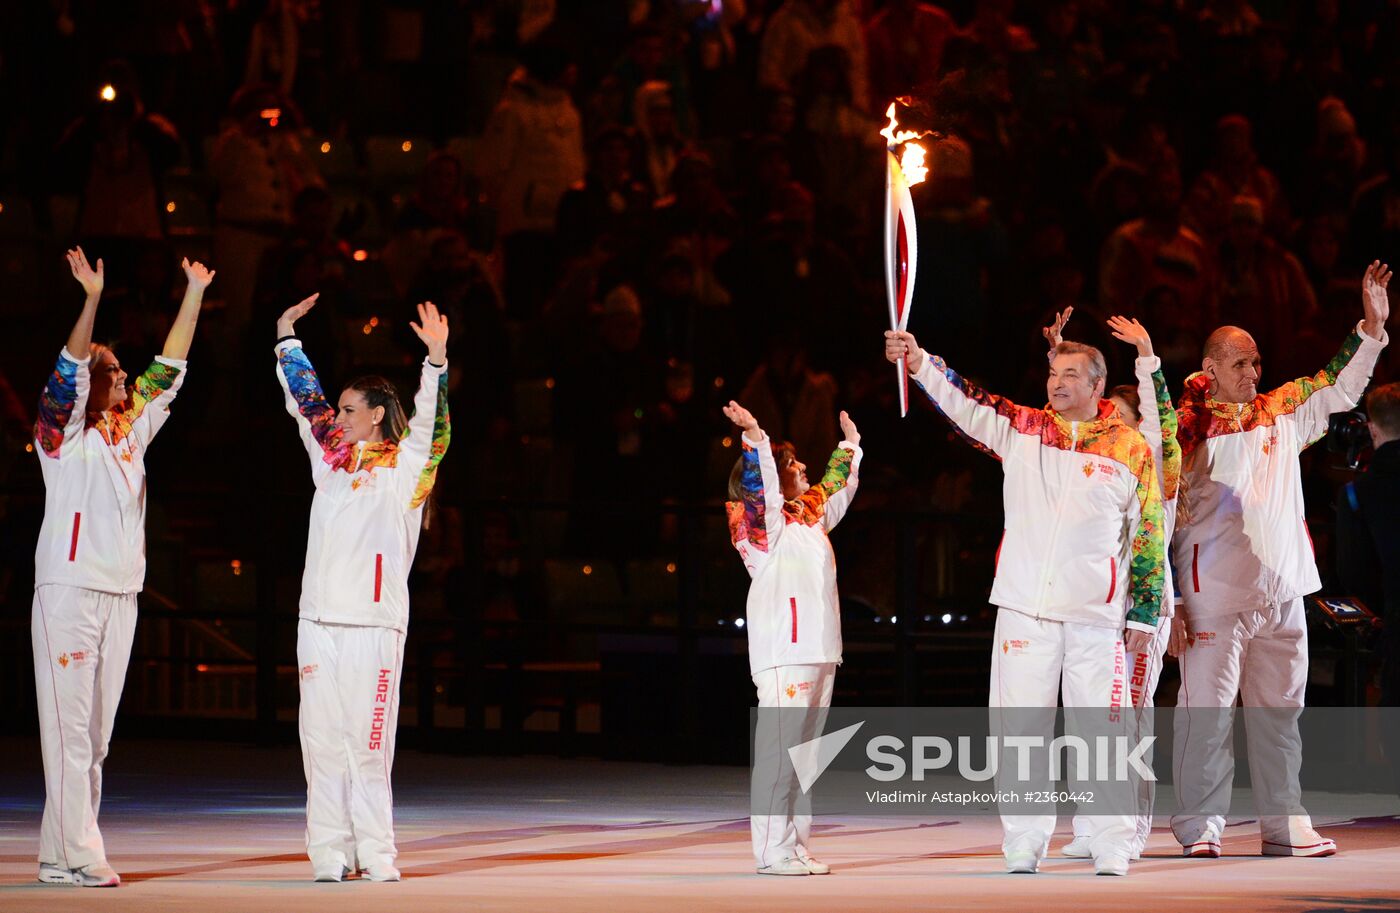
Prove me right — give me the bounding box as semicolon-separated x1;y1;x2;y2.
1042;306;1073;356
36;250;103;457
885;329;1040;459
401;302;452;508
161;258;216;360
64;247;102;358
723;400;785;553
1281;261;1390;447
1109;314;1181;501
818;410;862;531
273;294;340;464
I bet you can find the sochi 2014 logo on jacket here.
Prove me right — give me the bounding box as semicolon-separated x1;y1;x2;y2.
1001;639;1031;655
57;650;92;668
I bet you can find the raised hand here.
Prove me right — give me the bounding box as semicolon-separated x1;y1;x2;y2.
1042;306;1073;349
409;301;450;364
722;400;762;441
883;329;925;374
277;293;319;338
1362;260;1391;339
1107;314;1154;357
839;409;860;446
181;258;216;292
66;247;103;298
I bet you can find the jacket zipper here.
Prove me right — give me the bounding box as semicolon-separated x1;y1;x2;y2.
1035;420;1078;617
374;553;383;603
790;597;798;643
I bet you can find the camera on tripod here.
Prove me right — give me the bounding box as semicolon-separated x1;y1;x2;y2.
1327;410;1372;470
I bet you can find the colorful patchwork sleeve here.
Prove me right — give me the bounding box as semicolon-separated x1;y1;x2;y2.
35;348;89;458
402;361;451;509
726;433;785;553
1125;439;1166;631
912;354;1043;460
1134;357;1181;502
275;341;341;458
791;446;856;527
1270;327;1385;448
820;443;862;531
125;357;187;447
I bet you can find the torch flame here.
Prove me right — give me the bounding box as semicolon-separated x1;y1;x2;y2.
880;102;931;186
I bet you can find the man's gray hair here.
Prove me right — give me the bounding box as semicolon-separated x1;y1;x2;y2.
1052;341;1108;386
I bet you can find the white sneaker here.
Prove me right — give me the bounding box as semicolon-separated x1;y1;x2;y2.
757;857;812;876
794;849;830;874
37;863;75;885
1094;852;1130;876
1262;827;1337;857
1061;836;1092;858
73;863;121;887
363;864;401;882
313;865;350;882
1005;852;1039;874
1181;823;1222;858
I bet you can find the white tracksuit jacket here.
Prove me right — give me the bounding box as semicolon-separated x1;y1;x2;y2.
726;433;861;675
34;347;187;594
274;339;451;632
912;354;1166;632
1173;323;1387;617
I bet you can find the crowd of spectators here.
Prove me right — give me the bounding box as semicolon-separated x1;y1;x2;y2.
4;0;1400;623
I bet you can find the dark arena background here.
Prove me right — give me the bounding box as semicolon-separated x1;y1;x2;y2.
2;1;1400;910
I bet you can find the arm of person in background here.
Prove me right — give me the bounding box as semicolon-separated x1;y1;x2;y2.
35;248;101;457
885;328;1040;460
1285;260;1391;447
400;302;452;509
1124;442;1166;652
723;400;786;554
273;293;341;467
1042;306;1073;361
817;410;862;531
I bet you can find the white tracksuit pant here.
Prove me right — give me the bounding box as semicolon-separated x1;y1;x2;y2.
990;608;1136;862
1171;598;1315;847
297;619;405;874
1071;616;1171;853
31;584;138;870
751;663;835;868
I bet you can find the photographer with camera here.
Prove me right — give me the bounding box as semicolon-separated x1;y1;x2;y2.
1335;381;1400;793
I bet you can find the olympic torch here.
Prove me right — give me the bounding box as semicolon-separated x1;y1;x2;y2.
881;102;930;417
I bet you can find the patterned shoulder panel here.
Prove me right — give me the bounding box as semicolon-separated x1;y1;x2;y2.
783;447;854;526
409;369;451;509
35;354;80;458
929;355;1049;458
727;441;769;552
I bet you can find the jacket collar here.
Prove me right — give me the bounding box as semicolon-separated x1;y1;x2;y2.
1180;370;1253;417
1047;398;1120;432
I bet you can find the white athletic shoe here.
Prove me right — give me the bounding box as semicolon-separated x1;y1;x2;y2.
1005;852;1040;874
1262;827;1337;858
313;865;350;882
1182;823;1222;858
757;857;812;876
39;862;121;887
1094;853;1130;876
38;863;75;885
795;850;831;875
363;864;402;882
1061;836;1092;858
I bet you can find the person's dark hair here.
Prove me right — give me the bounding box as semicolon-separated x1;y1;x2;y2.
1108;384;1141;424
727;439;795;501
345;376;408;441
1367;382;1400;438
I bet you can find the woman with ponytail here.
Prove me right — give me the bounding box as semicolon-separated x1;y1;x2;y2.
274;293;451;883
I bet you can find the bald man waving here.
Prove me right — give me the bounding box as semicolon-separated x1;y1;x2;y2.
1171;261;1391;859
